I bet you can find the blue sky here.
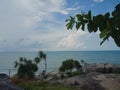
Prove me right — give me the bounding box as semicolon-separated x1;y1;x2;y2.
0;0;120;51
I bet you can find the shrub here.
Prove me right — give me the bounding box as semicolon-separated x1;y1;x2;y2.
14;57;38;79
10;76;21;84
59;59;82;73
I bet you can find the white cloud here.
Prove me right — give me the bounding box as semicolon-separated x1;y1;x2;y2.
57;30;87;50
0;0;68;30
58;34;84;48
0;0;118;51
13;0;67;25
93;0;104;2
0;0;69;51
65;7;80;11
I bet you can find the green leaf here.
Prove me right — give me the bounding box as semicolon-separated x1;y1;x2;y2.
100;36;109;45
76;22;81;30
81;23;85;30
65;19;69;22
66;16;75;30
66;23;71;30
93;25;98;32
76;14;83;21
70;16;75;21
100;40;105;45
84;19;88;23
105;12;110;19
88;10;91;20
100;32;105;38
87;21;94;33
99;29;111;38
84;14;89;19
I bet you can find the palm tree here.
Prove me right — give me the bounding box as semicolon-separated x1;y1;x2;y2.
74;60;81;71
81;59;84;65
34;57;41;64
38;51;47;72
104;63;107;73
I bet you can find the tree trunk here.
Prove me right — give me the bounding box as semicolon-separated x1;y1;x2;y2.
45;59;47;72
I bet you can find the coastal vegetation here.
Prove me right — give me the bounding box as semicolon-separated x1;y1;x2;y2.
59;59;85;77
34;51;47;72
10;75;77;90
12;52;120;90
17;81;77;90
38;51;47;72
12;53;85;89
14;57;38;79
59;59;81;72
66;3;120;47
14;51;47;79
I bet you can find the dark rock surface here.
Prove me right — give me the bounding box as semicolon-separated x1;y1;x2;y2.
0;73;23;90
55;72;105;90
83;63;120;73
51;72;120;90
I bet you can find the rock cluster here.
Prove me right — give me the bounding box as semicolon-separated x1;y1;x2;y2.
0;73;23;90
52;72;120;90
83;63;120;73
49;63;120;90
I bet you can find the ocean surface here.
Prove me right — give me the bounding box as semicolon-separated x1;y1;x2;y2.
0;51;120;76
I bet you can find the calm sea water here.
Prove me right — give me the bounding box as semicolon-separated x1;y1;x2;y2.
0;51;120;76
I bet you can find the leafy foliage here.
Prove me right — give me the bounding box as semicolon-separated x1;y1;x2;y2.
14;51;47;79
15;57;38;79
66;3;120;47
59;59;82;73
38;51;47;72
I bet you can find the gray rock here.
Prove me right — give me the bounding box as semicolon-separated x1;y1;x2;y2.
83;63;120;73
0;73;23;90
53;72;120;90
0;83;23;90
55;72;105;90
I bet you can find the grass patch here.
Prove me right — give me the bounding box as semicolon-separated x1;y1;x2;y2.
16;80;77;90
66;70;83;77
10;74;78;90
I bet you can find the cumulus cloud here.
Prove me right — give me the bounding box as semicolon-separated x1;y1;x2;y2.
13;0;67;26
0;0;70;51
57;30;87;50
0;0;117;51
58;34;84;48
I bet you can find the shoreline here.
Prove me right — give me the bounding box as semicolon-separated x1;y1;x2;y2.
0;62;120;77
0;63;120;90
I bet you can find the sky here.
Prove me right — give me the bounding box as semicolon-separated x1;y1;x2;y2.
0;0;120;51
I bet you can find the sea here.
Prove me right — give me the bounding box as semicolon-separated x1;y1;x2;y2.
0;51;120;76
